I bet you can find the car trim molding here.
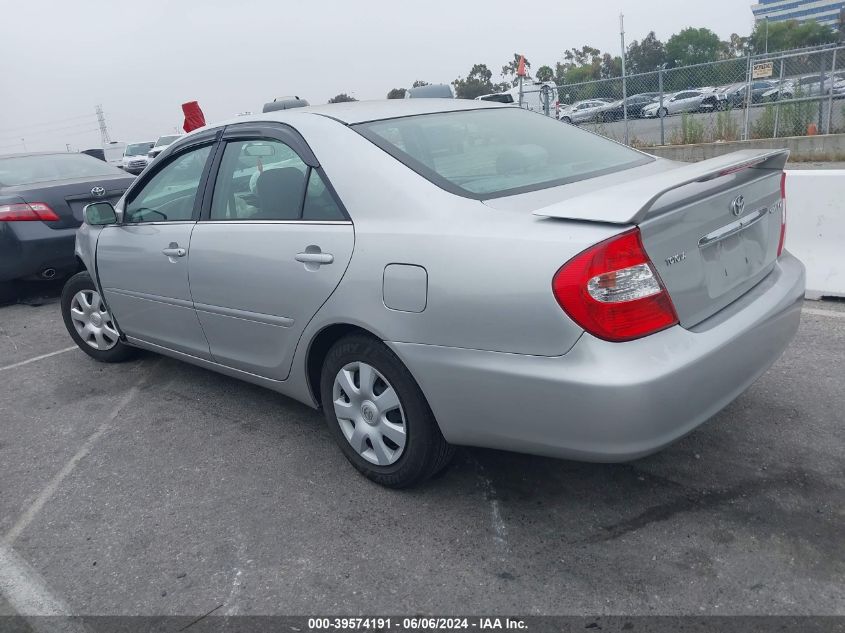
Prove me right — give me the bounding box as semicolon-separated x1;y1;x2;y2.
193;302;294;328
104;288;295;328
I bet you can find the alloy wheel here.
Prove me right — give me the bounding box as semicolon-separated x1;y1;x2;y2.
332;361;407;466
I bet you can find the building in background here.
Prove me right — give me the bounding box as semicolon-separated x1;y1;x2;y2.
751;0;845;28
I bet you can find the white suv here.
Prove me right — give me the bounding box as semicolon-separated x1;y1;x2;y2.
121;142;154;175
147;134;183;162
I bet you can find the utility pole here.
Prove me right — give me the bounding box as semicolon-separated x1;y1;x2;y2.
95;104;111;146
764;17;769;55
620;13;629;145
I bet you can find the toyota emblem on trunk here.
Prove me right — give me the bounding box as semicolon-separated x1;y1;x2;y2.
730;195;745;217
91;186;105;198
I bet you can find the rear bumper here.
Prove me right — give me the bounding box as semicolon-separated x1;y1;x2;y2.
0;222;78;282
390;253;805;462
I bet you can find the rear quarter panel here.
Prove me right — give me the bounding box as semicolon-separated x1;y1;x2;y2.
285;113;623;357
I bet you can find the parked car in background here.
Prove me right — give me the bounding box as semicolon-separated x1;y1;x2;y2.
558;99;613;124
120;141;154;175
102;142;126;170
81;148;106;161
475;92;515;104
762;74;845;101
60;99;804;488
406;84;454;99
599;93;660;120
148;134;183;161
0;152;134;302
476;82;559;114
642;90;710;117
704;81;775;110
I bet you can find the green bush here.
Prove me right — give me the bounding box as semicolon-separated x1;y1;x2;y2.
714;109;740;142
670;113;705;145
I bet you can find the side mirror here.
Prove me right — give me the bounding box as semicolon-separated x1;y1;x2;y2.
83;202;118;226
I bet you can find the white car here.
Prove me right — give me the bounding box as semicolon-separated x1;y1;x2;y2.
120;141;154;175
558;99;613;124
147;134;183;161
642;90;710;118
476;82;559;114
762;74;845;101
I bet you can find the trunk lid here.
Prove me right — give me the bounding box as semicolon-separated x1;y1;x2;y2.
4;173;134;230
528;149;790;328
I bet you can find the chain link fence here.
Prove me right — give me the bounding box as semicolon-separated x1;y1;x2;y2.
519;44;844;149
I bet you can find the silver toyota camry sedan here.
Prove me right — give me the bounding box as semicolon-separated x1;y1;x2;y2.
62;99;805;487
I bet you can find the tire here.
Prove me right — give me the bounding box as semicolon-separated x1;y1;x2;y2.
658;107;668;118
561;116;572;124
61;271;137;363
0;281;16;305
320;334;454;488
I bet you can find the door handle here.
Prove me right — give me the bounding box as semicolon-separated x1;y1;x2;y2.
295;252;333;265
162;247;186;258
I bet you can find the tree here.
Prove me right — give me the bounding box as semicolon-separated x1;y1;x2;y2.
626;31;667;72
601;53;622;78
665;27;725;67
328;93;357;103
535;65;554;82
411;80;430;88
386;88;406;99
554;46;602;84
747;19;837;53
501;53;531;86
453;63;499;99
727;32;749;58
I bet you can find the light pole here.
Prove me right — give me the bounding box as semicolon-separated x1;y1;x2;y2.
765;17;769;55
620;13;629;145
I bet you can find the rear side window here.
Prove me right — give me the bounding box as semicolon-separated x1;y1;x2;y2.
354;108;651;199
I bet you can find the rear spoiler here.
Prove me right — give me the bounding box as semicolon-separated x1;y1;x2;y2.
533;149;790;225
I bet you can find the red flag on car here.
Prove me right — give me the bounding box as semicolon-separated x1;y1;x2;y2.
516;55;526;77
182;101;206;133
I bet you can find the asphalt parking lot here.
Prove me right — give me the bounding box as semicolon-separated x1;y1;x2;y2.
0;282;843;617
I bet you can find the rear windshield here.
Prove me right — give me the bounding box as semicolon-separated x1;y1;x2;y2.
0;153;123;187
354;108;651;199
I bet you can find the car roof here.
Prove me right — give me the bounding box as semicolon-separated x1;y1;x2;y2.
204;98;504;129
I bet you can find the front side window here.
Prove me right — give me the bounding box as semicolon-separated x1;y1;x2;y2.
124;144;211;223
210;139;345;221
354;108;651;199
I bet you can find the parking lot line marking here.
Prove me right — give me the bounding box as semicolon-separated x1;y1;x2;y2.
3;373;148;546
0;346;78;373
0;543;88;631
802;307;845;319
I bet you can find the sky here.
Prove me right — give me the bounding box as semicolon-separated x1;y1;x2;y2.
0;0;754;153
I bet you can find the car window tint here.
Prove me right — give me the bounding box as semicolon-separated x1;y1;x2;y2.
355;108;651;199
302;169;345;221
210;140;308;221
124;145;211;223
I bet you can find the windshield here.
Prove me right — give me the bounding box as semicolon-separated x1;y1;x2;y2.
154;135;181;148
125;143;153;156
0;153;123;187
354;108;651;199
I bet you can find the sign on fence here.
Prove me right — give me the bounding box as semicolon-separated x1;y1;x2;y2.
752;62;774;79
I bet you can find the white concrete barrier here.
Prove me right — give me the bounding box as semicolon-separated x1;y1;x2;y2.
784;170;845;300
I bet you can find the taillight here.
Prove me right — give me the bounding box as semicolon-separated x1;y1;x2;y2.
777;172;787;257
0;202;60;222
552;228;679;342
